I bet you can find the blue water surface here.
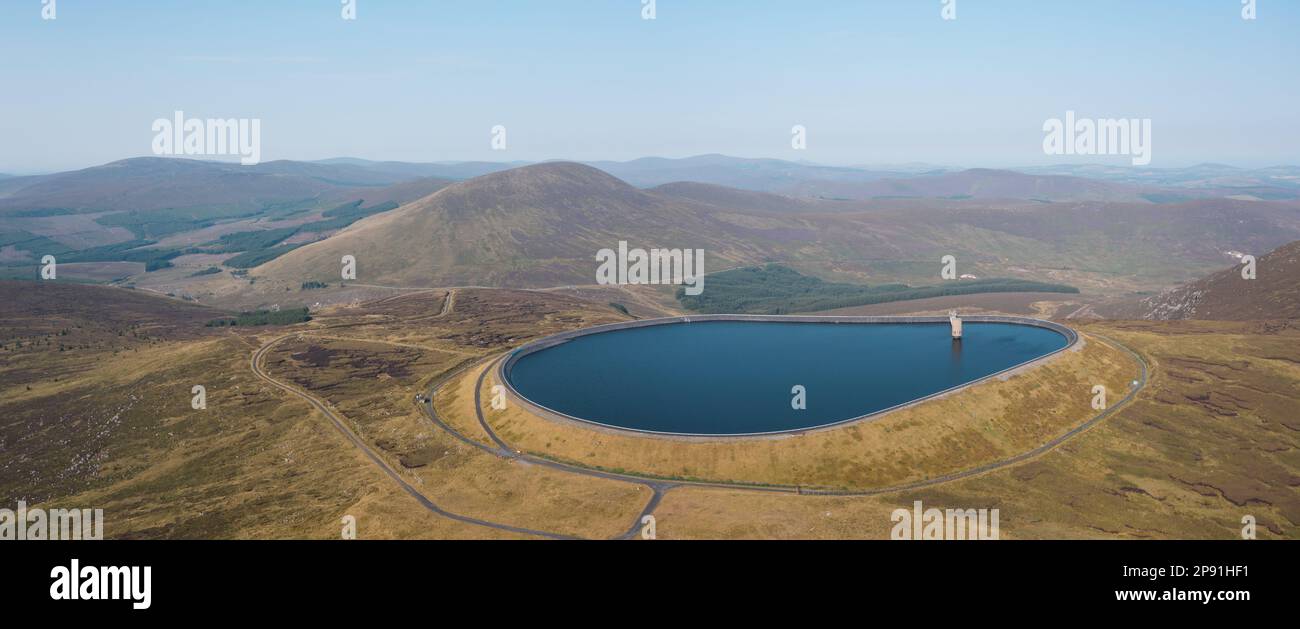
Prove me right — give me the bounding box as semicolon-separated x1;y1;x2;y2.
507;321;1067;435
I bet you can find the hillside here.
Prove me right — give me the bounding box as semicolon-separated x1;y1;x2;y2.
309;156;1298;202
677;264;1078;314
0;157;422;215
1021;163;1300;200
782;168;1158;203
0;280;225;344
1124;240;1300;320
0;158;320;214
650;181;830;213
4;280;1297;540
314;158;522;181
586;154;901;190
251;163;1300;296
0;163;452;281
256;162;771;288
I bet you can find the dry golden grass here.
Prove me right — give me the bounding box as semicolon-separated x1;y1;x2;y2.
6;335;472;539
468;333;1135;491
639;320;1300;539
9;282;1296;540
265;334;650;539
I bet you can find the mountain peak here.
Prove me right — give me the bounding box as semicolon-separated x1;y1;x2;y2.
254;161;716;288
422;162;644;218
480;161;632;187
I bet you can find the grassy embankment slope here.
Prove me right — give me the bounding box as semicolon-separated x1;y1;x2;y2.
450;331;1128;491
650;319;1300;539
256;162;1300;300
5;276;1296;539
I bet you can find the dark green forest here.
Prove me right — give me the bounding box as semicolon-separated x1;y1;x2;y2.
677;264;1079;314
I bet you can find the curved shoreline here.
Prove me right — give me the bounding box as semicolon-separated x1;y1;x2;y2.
497;314;1080;440
247;296;1145;537
466;332;1147;496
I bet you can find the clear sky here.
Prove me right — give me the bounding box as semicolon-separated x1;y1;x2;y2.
1;0;1296;173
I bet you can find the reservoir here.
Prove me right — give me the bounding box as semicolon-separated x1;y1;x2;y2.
505;320;1071;436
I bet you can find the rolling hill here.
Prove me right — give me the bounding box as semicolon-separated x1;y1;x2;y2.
649;181;830;213
781;168;1158;202
1125;240;1300;320
309;155;1292;203
677;264;1078;314
0;160;453;270
10;155;1222;214
0;157;425;215
256;162;773;288
320;155;909;192
5;157;1297;304
313;157;524;181
0;280;225;336
254;162;1300;296
1020;163;1300;200
585;154;904;190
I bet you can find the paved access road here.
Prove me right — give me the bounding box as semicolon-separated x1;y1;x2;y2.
250;334;581;539
460;331;1148;498
248;292;1148;538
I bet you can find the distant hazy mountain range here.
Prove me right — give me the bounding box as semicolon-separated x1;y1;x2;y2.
3;155;1296;215
256;161;1300;294
1018;163;1300;200
0;157;451;214
313;157;527;181
319;155;1300;203
322;154;918;191
586;154;903;191
3;155;1299;305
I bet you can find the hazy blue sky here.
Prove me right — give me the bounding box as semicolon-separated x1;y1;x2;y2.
1;0;1296;173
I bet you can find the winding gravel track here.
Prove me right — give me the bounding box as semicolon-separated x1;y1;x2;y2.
250;288;1148;538
462;333;1149;497
417;357;676;540
249;289;665;539
250;336;579;539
